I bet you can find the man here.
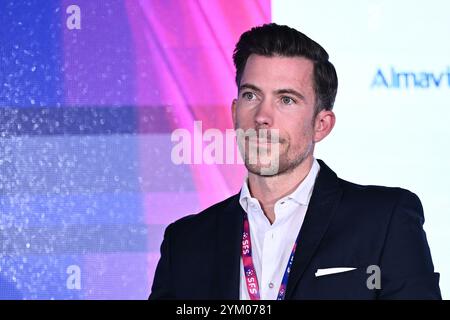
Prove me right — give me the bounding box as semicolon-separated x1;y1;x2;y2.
149;23;441;299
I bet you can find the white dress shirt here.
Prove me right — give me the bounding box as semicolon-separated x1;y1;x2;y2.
239;159;320;300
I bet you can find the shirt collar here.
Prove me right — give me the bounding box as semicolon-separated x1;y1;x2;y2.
286;158;320;205
239;158;320;211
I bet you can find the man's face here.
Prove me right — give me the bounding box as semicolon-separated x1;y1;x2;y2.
232;54;318;176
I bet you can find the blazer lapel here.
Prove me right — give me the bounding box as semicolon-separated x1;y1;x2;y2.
210;194;244;299
285;159;343;299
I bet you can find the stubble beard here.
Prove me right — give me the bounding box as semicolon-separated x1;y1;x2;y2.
244;140;314;177
238;126;314;177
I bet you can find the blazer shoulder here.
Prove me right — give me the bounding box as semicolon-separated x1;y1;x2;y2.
337;178;424;223
339;178;421;203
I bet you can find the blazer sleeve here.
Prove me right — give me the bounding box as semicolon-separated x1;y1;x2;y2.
149;223;175;300
378;190;441;299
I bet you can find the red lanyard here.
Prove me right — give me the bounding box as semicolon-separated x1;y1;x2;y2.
241;212;298;300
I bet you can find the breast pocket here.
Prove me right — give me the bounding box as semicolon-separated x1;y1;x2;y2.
311;266;378;299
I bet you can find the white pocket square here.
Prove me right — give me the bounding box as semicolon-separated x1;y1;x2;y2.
315;267;357;277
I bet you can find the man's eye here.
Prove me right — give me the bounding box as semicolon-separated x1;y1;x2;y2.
242;92;255;100
281;96;295;105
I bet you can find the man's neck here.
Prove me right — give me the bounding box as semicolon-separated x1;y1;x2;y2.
247;156;314;224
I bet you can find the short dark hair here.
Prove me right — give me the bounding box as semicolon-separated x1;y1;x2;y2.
233;23;338;113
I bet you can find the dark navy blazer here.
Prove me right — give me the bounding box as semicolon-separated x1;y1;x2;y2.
150;160;441;299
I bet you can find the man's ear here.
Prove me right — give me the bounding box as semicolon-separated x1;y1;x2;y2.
314;110;336;143
231;99;237;129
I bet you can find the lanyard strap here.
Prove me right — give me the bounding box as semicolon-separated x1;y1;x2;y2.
241;212;298;300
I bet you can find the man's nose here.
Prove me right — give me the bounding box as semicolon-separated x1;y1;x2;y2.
254;99;274;128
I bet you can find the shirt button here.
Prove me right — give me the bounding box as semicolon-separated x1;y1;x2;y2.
268;282;274;289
